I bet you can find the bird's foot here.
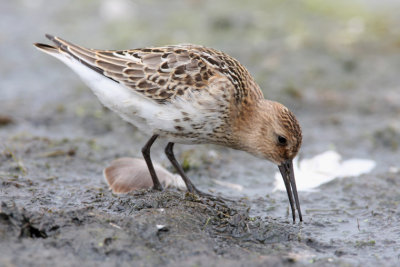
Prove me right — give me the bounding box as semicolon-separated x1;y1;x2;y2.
187;187;231;204
152;184;164;191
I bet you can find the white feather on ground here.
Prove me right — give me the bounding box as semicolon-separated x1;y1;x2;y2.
274;150;376;192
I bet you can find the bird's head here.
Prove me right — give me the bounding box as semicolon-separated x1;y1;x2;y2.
260;101;302;165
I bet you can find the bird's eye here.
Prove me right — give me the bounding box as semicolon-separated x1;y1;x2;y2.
278;135;287;145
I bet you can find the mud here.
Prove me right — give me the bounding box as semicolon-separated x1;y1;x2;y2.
1;0;400;266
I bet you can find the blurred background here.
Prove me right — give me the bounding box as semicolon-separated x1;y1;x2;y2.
1;0;400;265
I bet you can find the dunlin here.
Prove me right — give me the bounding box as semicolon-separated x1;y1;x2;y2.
34;34;303;222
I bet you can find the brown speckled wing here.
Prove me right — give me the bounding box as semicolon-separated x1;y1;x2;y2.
46;35;263;104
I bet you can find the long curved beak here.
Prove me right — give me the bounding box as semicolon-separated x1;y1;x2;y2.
278;160;302;223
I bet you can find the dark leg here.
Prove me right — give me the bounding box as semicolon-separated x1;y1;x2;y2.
142;135;163;190
165;142;216;198
165;142;199;193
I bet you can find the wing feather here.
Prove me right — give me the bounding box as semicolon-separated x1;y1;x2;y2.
42;34;263;104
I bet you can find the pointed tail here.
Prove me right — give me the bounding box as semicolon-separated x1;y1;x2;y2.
34;34;60;55
34;34;106;77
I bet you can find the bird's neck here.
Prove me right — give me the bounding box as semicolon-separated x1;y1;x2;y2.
230;99;274;157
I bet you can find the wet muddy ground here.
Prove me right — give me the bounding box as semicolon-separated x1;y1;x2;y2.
1;0;400;266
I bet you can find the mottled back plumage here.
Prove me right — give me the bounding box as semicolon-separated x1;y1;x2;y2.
44;34;263;105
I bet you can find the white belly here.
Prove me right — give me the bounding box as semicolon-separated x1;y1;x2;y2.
55;54;224;143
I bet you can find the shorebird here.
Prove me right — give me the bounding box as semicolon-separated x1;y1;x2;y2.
34;34;303;222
